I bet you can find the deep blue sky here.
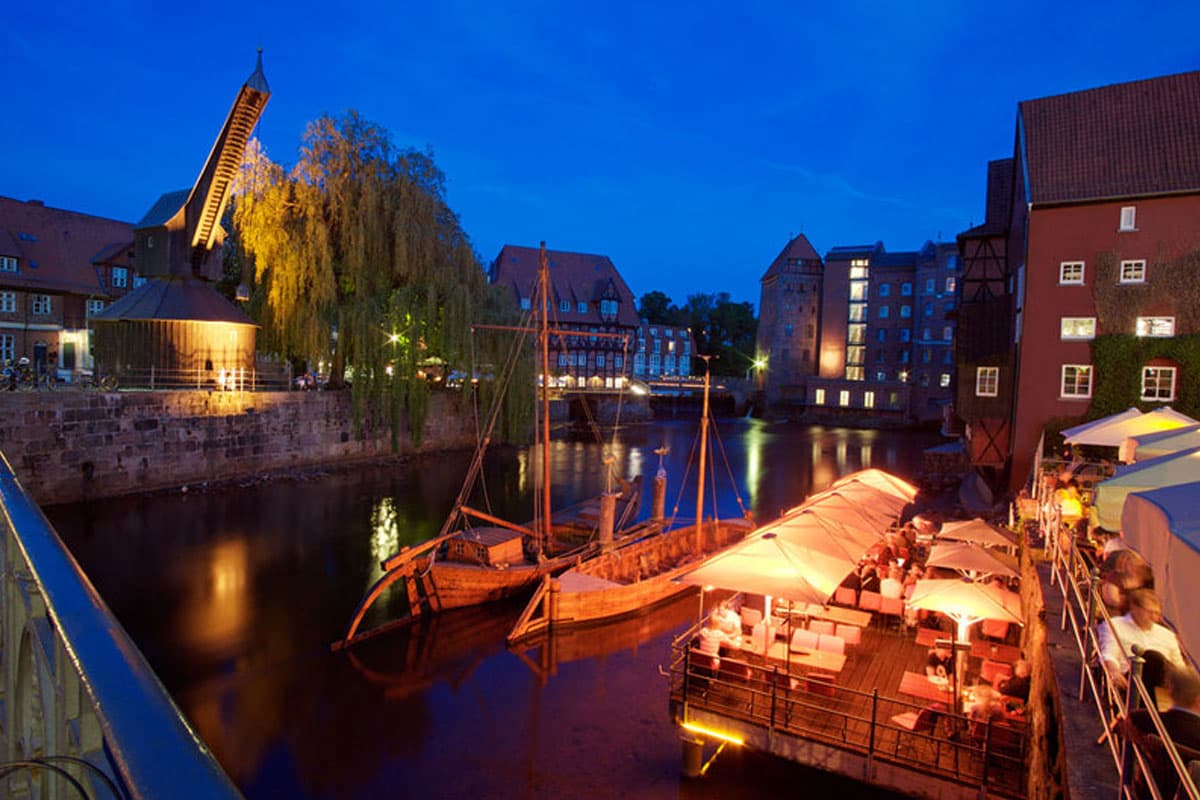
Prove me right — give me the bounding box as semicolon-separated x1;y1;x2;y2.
4;2;1198;308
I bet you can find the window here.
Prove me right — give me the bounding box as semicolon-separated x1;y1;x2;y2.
876;329;887;342
922;349;932;364
814;388;826;405
31;294;51;315
1059;262;1085;285
1119;260;1146;284
557;353;568;367
1060;365;1093;399
899;329;911;343
87;299;105;315
112;267;128;288
920;373;930;387
846;346;865;365
1060;317;1096;340
846;366;864;381
925;278;935;295
784;323;794;336
897;370;909;383
596;354;605;368
133;275;146;288
863;391;875;409
1141;366;1176;402
560;300;570;312
875;349;886;363
889;391;900;407
946;255;960;271
520;297;531;310
0;334;12;361
899;350;910;364
600;299;618;316
614;355;623;369
945;277;956;293
922;328;932;341
665;329;673;337
901;282;913;296
976;367;999;397
942;325;952;341
878;305;890;319
649;354;660;372
875;370;887;381
849;303;867;322
1136;317;1175;337
0;292;14;313
1119;206;1137;232
634;353;645;374
900;305;912;319
923;302;933;317
838;390;850;407
879;283;891;297
0;256;17;272
940;373;951;388
578;302;588;313
683;341;691;356
653;339;661;354
850;282;868;301
847;324;866;344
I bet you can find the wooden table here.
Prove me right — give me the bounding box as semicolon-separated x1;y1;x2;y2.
765;641;847;674
970;640;1021;664
899;670;955;704
802;603;871;628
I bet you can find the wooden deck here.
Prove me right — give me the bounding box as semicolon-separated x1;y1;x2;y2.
671;616;1028;798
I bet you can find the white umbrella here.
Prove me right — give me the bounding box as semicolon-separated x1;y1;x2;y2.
937;518;1018;550
926;541;1018;581
1064;407;1197;448
1061;407;1143;443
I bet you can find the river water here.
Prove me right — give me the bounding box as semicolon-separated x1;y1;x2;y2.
47;418;940;799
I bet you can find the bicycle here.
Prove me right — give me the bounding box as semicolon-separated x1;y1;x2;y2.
80;370;119;391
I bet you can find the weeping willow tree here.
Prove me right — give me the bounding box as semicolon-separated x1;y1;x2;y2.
232;112;530;444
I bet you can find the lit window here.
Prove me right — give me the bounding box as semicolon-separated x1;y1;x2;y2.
1059;262;1085;285
814;388;826;405
889;391;900;407
0;256;17;272
879;305;890;319
898;370;909;383
31;294;51;315
1060;365;1093;399
847;324;866;344
864;391;875;409
846;346;865;365
945;277;956;292
838;390;850;406
940;373;951;388
901;282;913;296
850;282;869;301
0;292;14;313
976;367;999;397
1060;317;1096;340
1119;206;1137;232
1119;260;1146;284
1136;317;1175;337
849;303;867;322
900;305;912;318
112;267;128;288
879;283;891;297
1141;367;1176;402
846;367;864;381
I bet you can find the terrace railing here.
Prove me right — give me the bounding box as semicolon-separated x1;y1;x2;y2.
0;451;241;799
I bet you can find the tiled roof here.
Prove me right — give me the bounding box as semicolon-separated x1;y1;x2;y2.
0;196;133;295
489;245;642;327
1020;71;1200;205
760;233;822;281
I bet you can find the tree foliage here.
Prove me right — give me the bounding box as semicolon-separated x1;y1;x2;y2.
231;112;528;443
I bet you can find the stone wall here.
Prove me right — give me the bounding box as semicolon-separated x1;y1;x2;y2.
0;391;478;506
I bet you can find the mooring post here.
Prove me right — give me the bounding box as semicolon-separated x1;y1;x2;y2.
652;470;667;524
599;492;617;552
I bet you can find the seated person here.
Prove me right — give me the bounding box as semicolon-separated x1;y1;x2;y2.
996;659;1031;704
967;685;1004;727
1127;667;1200;799
1098;589;1185;694
926;643;954;684
880;565;904;599
708;600;742;648
860;564;882;594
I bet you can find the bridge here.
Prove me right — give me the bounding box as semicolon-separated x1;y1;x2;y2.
555;377;760;421
0;452;240;798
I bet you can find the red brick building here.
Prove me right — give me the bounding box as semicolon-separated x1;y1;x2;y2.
957;71;1200;490
0;196;137;376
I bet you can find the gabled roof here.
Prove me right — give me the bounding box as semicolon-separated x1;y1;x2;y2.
92;277;254;324
489;245;642;327
1020;71;1200;205
760;233;822;281
0;196;132;295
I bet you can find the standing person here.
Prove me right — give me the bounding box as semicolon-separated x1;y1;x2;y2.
1098;589;1185;693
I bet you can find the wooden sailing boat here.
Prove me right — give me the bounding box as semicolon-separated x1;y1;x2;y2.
507;358;753;643
337;243;647;650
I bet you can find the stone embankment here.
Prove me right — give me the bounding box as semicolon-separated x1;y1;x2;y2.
0;390;478;506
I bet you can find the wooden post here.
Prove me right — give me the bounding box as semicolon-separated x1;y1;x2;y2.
599;492;617;552
652;470;667;523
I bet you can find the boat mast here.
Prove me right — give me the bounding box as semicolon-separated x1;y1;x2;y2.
694;355;711;553
538;242;552;555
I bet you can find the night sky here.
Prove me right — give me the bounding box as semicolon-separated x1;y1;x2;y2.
4;1;1198;307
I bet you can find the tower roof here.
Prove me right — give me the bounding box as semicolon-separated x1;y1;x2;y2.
760;233;822;281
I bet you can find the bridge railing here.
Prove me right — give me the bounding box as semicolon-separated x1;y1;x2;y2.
0;451;241;799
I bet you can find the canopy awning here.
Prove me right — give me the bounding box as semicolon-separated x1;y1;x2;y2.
1093;446;1200;531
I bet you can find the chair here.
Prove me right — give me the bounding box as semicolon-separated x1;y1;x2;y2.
981;618;1010;641
858;590;882;612
809;619;836;637
880;595;905;626
805;673;837;697
741;607;763;630
833;586;857;606
790;628;819;652
835;623;861;647
749;620;774;654
817;634;845;655
981;659;1013;686
891;704;941;759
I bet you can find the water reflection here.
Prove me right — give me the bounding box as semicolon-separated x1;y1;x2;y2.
46;420;942;800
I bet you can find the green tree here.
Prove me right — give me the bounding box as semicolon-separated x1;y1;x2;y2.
231;113;527;444
681;292;758;376
637;290;683;324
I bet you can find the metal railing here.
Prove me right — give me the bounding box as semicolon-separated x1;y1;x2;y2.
0;451;241;799
668;625;1027;798
1043;492;1200;800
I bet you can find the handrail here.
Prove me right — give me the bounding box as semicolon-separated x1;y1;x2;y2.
0;450;241;799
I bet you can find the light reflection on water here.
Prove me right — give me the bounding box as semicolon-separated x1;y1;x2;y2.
46;419;937;800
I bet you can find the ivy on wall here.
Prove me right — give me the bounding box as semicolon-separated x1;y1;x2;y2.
1088;333;1200;419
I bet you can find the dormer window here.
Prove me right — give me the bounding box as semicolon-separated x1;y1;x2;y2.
560;300;570;312
112;267;128;288
0;256;17;272
599;299;618;316
520;297;531;310
1119;206;1137;232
